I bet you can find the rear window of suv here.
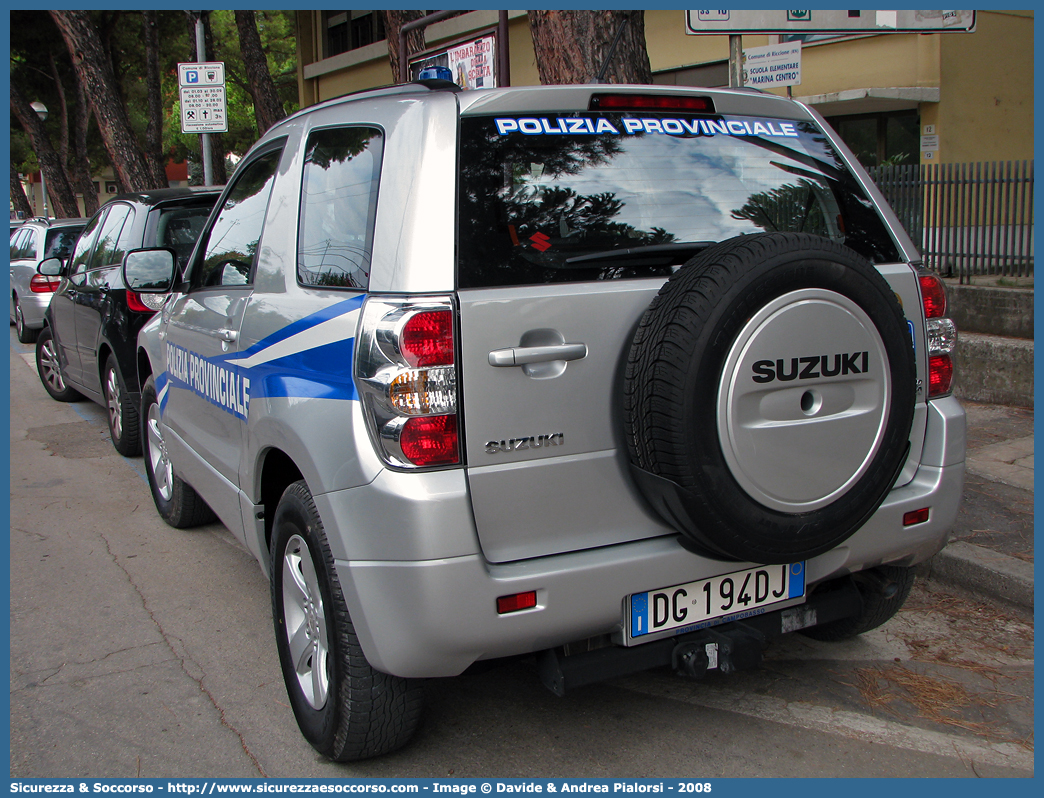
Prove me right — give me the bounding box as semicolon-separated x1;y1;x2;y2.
457;113;901;289
44;227;83;262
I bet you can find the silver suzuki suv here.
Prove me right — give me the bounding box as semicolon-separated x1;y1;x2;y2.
125;81;965;761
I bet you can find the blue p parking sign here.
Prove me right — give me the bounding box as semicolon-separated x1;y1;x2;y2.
185;70;199;84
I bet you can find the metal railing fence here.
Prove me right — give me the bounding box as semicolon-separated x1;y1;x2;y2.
869;160;1034;283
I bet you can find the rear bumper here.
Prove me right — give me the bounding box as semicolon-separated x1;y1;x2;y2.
14;292;50;329
334;455;964;678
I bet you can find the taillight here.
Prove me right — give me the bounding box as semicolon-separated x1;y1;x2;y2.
355;297;461;469
29;274;60;293
919;273;947;318
400;415;459;466
126;291;160;313
919;270;957;397
928;355;954;398
401;310;454;366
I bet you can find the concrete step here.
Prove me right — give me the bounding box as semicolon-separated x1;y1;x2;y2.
944;282;1033;339
954;332;1033;408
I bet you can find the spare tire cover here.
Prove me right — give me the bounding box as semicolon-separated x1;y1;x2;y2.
624;232;916;564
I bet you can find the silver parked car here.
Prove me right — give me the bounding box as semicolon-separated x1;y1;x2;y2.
125;82;965;761
9;216;87;343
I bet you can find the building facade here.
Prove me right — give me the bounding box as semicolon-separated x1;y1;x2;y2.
294;9;1033;168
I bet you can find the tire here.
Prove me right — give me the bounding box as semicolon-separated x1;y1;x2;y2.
802;565;916;641
624;233;916;564
104;354;141;457
35;326;82;402
15;297;38;344
271;480;423;761
141;375;215;528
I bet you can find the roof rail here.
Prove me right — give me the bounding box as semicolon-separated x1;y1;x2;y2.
280;79;462;128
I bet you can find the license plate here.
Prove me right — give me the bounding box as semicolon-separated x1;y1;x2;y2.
628;562;805;641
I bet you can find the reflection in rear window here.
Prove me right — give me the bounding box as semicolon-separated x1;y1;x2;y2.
457;114;900;288
44;227;83;261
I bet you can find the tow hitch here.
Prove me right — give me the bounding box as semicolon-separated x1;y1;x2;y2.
671;624;766;678
537;574;863;696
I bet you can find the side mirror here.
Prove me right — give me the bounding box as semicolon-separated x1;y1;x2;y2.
123;248;177;293
37;257;63;277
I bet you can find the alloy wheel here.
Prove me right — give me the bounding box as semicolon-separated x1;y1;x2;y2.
106;366;123;441
282;534;330;710
146;402;174;502
39;337;66;393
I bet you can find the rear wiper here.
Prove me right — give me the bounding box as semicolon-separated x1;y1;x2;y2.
564;241;715;266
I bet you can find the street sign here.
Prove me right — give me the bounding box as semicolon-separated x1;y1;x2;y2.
742;42;801;88
178;62;228;134
686;10;976;34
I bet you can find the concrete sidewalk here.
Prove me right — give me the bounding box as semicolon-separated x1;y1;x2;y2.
919;401;1034;609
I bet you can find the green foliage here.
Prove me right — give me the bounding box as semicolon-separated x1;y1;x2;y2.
10;130;38;175
11;9;299;186
164;10;299;162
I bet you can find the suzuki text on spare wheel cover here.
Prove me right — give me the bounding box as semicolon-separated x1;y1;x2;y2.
124;80;965;761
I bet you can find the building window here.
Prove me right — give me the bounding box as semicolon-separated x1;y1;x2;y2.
325;10;386;58
825;111;919;168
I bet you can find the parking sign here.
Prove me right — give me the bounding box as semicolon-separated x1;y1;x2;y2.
178;62;228;134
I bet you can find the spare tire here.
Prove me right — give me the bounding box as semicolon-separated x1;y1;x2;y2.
624;232;916;564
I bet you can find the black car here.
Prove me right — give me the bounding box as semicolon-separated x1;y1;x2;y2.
35;187;220;455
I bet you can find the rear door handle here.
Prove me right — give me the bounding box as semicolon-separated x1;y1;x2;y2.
488;343;587;367
212;328;238;343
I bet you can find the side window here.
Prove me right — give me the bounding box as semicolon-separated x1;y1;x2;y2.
25;228;41;260
87;204;134;270
193;148;282;289
10;228;30;260
26;228;40;260
114;212;139;264
297;126;383;290
69;211;106;276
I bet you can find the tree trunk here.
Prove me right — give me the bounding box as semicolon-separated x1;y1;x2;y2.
50;10;161;192
528;10;651;85
73;74;99;216
141;11;168;187
9;168;34;220
234;11;287;136
47;53;70;168
10;82;82;218
383;10;426;84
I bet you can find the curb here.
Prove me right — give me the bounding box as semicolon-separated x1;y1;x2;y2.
953;333;1034;408
918;541;1034;610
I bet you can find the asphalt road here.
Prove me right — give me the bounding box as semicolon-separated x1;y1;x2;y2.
7;327;1034;779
